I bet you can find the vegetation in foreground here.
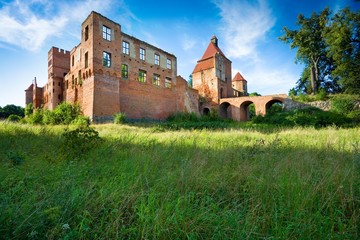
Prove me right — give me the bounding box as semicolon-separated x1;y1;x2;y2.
1;122;359;239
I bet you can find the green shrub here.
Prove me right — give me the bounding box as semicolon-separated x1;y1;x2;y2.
7;114;21;122
27;108;44;124
114;112;127;124
62;126;101;156
72;115;91;127
331;94;360;115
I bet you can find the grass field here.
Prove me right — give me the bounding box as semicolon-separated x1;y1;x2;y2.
1;122;359;239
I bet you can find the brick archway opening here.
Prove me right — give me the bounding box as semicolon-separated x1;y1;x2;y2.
203;107;210;116
219;102;231;119
265;99;284;115
240;101;255;121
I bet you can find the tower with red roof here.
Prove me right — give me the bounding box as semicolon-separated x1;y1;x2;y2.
192;36;233;106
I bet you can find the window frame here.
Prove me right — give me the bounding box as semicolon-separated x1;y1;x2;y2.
122;64;129;79
165;77;172;88
103;51;111;68
102;25;111;41
138;69;147;83
153;73;160;86
154;54;160;66
122;41;129;55
140;48;146;61
166;58;172;69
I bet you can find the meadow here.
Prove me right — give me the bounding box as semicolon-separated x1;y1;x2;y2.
0;122;359;239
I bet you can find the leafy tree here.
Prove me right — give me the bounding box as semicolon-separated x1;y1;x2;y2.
325;7;360;93
0;104;25;119
280;8;331;94
188;74;193;87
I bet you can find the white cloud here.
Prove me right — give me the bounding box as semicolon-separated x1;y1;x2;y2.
214;0;275;60
0;0;118;51
181;34;197;51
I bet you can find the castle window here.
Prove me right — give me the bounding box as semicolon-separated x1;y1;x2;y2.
154;54;160;65
140;48;145;61
102;25;111;41
153;74;160;86
122;41;129;55
165;77;171;88
138;69;146;83
72;55;74;67
166;59;172;69
122;64;128;78
85;52;88;68
103;51;111;67
84;25;89;41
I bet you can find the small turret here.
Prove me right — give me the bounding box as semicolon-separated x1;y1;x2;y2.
232;72;247;96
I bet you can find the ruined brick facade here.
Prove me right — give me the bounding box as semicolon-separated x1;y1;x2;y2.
26;11;199;121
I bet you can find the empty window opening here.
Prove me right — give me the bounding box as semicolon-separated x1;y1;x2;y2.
166;59;172;69
153;74;160;86
140;48;145;61
85;52;88;68
165;77;171;88
122;41;129;55
102;25;111;41
154;54;160;65
84;25;89;41
122;64;128;78
103;51;111;67
138;69;146;83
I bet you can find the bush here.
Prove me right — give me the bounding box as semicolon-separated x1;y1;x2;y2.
62;126;101;156
331;94;360;115
7;114;21;122
114;112;127;124
72;115;91;127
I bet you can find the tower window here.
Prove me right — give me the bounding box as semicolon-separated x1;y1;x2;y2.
140;48;145;61
166;59;172;69
103;51;111;67
84;25;89;41
122;41;129;55
165;77;171;88
102;25;111;41
153;74;160;86
154;54;160;65
138;69;146;83
122;64;128;78
85;52;88;68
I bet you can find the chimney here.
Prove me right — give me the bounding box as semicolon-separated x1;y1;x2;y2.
211;35;218;47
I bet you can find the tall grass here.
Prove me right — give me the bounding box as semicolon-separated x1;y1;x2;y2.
1;122;359;239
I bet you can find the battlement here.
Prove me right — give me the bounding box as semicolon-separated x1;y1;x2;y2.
48;46;70;56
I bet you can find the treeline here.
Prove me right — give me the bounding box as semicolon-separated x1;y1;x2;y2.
0;103;89;126
280;7;360;95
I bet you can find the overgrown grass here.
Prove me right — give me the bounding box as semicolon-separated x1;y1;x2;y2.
1;122;359;239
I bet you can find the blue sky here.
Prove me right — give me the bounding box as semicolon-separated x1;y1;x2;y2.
0;0;359;107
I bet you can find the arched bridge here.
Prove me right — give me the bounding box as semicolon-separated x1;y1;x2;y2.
219;94;289;121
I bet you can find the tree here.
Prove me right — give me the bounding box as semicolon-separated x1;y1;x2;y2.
188;74;193;87
325;7;360;93
0;104;25;119
281;7;360;95
280;8;331;94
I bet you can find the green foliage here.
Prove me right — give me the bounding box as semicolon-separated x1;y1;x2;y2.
5;150;25;166
331;94;360;115
7;114;22;122
114;112;127;124
26;103;84;125
253;107;350;127
72;115;91;127
0;104;25;119
281;7;360;94
62;126;101;156
24;103;33;117
0;123;359;239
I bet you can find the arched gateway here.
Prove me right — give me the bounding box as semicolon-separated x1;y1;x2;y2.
219;94;288;121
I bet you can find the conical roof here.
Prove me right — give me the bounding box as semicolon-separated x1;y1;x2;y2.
232;72;246;81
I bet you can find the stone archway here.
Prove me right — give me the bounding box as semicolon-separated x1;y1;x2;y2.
240;101;255;121
265;99;284;115
203;107;210;116
219;102;231;118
